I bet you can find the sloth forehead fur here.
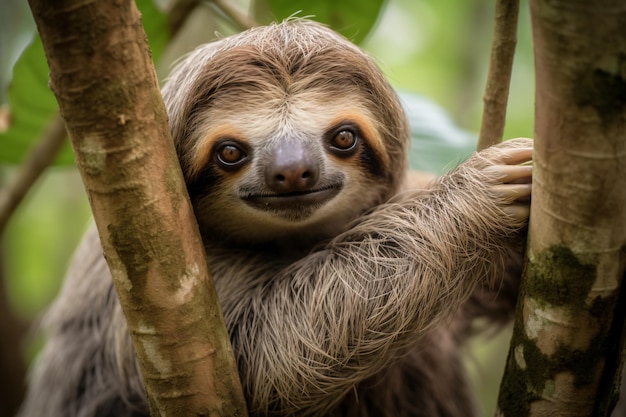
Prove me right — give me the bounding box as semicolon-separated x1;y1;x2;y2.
161;20;410;245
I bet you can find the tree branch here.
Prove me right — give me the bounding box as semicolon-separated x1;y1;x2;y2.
208;0;257;30
0;114;66;235
166;0;200;34
476;0;519;151
26;0;248;415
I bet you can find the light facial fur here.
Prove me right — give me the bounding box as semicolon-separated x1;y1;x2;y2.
19;19;533;417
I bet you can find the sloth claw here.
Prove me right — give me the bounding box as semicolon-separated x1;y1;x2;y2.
484;143;533;221
484;165;532;184
492;184;532;203
499;146;533;165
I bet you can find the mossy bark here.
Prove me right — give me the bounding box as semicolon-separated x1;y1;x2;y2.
496;0;626;416
26;0;248;415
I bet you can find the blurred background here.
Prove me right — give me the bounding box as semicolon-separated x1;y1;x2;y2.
0;0;535;415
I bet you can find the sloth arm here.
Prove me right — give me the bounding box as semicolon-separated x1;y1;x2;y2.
214;138;533;416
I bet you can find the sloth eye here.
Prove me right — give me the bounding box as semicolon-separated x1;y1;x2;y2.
329;129;358;153
331;130;355;149
219;145;243;163
215;141;248;169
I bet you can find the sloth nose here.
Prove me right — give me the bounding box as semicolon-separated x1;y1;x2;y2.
266;141;320;193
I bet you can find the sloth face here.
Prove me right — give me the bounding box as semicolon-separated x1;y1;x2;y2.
161;20;410;245
185;95;391;244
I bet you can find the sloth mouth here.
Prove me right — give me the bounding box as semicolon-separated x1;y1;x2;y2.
242;185;342;213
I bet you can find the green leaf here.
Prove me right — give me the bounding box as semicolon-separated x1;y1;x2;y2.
0;0;35;106
0;0;168;166
399;91;477;174
261;0;385;44
0;37;66;164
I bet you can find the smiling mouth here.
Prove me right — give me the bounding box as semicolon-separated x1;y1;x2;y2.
242;186;342;212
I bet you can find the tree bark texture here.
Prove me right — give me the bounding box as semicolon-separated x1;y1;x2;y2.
26;0;248;415
496;1;626;416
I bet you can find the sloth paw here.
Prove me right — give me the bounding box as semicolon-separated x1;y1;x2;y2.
484;141;533;221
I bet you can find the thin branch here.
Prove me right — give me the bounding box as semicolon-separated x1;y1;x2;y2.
0;114;66;235
476;0;519;151
166;0;200;34
208;0;257;30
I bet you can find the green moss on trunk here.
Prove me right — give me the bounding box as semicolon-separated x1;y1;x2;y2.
524;245;596;309
497;246;613;416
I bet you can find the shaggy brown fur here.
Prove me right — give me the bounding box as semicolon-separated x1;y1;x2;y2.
19;20;533;417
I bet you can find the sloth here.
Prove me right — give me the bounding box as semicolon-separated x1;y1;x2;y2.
19;19;533;417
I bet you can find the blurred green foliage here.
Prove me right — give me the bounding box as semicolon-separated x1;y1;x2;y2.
1;0;534;414
263;0;385;44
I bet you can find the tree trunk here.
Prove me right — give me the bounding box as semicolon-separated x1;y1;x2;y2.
496;1;626;416
26;0;248;415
